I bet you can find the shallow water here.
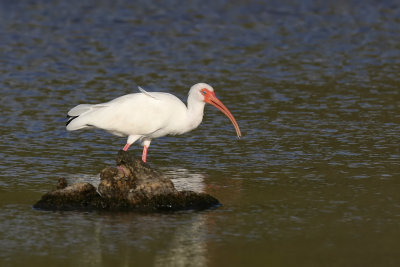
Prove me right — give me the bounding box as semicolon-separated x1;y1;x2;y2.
1;0;400;266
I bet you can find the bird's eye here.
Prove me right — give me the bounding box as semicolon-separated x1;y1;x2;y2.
201;90;206;95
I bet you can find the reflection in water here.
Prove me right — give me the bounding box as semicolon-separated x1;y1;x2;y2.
59;169;209;266
154;213;207;267
63;168;206;194
77;219;103;267
72;211;209;266
1;206;211;266
162;168;206;193
65;173;101;189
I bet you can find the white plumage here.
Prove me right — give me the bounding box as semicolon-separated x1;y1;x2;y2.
66;83;241;162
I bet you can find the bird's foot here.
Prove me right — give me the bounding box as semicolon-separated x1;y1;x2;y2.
117;165;130;178
142;146;148;163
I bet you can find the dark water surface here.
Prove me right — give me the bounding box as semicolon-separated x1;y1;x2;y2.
1;0;400;266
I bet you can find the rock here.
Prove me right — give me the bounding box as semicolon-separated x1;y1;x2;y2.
34;182;101;211
34;150;220;212
56;178;68;190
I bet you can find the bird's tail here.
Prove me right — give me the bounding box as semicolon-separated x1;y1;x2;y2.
66;104;93;130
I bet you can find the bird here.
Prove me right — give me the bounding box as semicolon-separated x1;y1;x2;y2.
66;83;241;162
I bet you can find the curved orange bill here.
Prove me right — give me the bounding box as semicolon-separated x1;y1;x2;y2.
205;93;242;138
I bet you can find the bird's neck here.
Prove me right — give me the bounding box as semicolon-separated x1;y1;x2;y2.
183;96;206;132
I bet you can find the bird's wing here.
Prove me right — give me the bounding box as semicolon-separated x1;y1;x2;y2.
67;104;93;116
138;86;159;100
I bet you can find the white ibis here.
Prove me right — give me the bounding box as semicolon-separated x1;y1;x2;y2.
66;83;241;162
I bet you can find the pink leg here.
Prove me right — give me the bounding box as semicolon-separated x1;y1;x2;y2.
142;145;148;162
123;143;131;151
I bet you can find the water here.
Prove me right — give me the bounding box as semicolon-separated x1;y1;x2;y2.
1;0;400;266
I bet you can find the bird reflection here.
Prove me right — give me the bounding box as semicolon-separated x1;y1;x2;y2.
161;168;206;193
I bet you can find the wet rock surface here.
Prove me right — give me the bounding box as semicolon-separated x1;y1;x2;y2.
34;151;220;212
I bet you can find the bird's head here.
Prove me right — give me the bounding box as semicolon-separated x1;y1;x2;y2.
189;83;242;138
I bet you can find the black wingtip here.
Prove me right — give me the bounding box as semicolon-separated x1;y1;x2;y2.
66;115;78;126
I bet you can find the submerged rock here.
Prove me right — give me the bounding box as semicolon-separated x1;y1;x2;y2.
34;151;220;212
